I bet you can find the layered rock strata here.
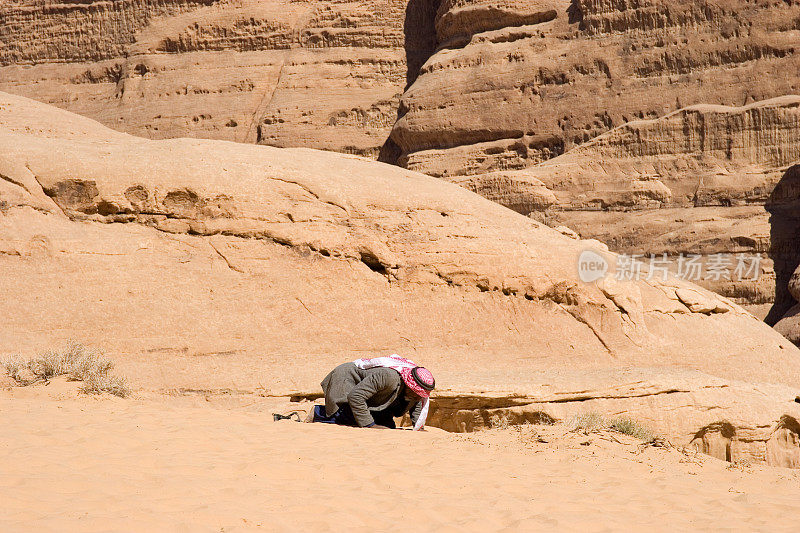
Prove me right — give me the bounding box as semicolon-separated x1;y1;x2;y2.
431;97;800;318
0;0;408;157
391;0;800;175
387;0;800;320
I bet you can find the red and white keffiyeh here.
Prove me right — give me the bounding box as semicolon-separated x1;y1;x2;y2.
352;354;433;431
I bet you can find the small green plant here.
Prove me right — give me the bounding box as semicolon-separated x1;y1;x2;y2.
2;342;129;398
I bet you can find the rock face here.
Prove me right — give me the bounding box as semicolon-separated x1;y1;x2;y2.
2;91;800;466
402;93;800;318
775;304;800;347
391;0;800;174
0;0;408;157
386;0;800;321
790;266;800;303
4;1;799;321
527;97;800;210
524;98;800;318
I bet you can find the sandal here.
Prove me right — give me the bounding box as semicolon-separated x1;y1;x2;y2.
272;411;303;422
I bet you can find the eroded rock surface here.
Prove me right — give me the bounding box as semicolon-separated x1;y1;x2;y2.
391;0;800;175
527;98;800;210
0;0;408;157
419;96;799;319
387;0;800;320
429;373;800;467
2;92;800;466
519;98;800;316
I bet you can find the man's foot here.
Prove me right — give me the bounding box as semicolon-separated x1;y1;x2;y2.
304;406;318;423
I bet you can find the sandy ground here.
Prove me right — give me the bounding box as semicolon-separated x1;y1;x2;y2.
1;381;799;533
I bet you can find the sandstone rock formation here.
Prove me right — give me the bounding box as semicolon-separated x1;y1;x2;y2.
526;97;800;209
520;98;800;316
774;253;800;347
775;304;800;347
2;92;800;465
0;0;408;157
398;96;794;322
391;0;800;175
403;95;800;319
767;166;800;325
4;1;799;323
386;0;800;322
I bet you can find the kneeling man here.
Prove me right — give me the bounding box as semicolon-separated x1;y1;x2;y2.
307;355;435;430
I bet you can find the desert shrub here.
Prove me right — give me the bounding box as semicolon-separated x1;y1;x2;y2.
489;412;511;430
608;416;654;441
2;342;129;398
569;411;655;442
3;358;22;382
79;372;130;398
568;411;608;433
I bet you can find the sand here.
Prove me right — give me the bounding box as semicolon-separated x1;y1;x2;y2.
1;381;799;532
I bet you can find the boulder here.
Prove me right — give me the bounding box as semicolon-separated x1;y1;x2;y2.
790;266;800;303
775;304;800;347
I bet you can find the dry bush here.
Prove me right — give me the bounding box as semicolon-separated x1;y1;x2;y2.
608;416;654;442
79;373;130;398
569;411;655;442
489;413;511;430
568;412;608;433
2;342;129;398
